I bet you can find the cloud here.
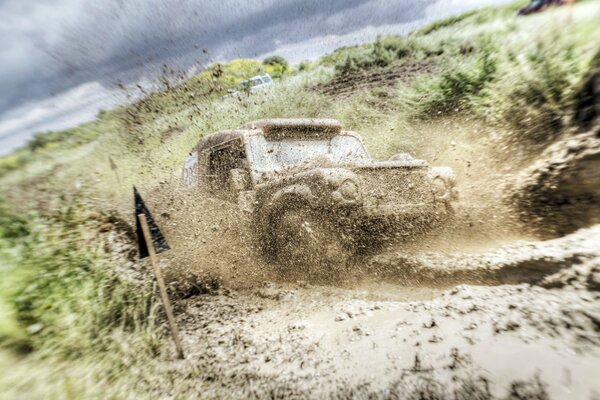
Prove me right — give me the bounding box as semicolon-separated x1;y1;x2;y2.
0;0;436;113
0;82;127;154
0;0;514;154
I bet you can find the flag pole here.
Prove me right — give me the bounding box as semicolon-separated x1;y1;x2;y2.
138;213;185;359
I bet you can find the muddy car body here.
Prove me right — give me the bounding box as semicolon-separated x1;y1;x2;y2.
517;0;570;15
184;119;457;267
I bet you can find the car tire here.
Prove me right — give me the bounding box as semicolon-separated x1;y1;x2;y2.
273;207;350;280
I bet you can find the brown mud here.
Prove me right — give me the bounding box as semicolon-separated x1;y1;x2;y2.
131;156;600;398
152;225;600;398
313;60;440;99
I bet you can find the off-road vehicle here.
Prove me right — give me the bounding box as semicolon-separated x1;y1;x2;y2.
183;119;457;269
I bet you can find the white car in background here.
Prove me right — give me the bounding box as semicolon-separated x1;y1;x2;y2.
224;73;274;98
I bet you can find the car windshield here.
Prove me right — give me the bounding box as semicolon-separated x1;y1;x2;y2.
247;134;371;172
239;77;264;90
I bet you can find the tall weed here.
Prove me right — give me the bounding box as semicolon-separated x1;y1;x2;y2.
479;33;580;143
0;201;161;356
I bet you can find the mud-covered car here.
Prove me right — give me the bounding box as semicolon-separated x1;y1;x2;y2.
517;0;570;15
183;119;457;269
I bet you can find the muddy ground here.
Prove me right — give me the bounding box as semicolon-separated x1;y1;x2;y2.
126;96;600;398
30;52;594;398
313;60;440;99
123;172;599;399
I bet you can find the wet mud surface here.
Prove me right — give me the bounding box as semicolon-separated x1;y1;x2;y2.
145;187;600;398
168;241;600;398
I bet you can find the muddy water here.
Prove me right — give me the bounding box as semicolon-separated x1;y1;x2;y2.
151;186;600;398
298;286;600;398
176;270;599;398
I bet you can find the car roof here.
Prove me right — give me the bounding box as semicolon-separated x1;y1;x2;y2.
193;130;244;153
240;118;341;131
193;119;348;152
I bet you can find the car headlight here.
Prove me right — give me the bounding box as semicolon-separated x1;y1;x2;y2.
339;179;359;200
432;177;448;200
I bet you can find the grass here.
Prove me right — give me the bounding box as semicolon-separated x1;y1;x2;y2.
0;0;599;397
417;9;480;35
401;36;498;117
477;31;582;143
0;198;164;398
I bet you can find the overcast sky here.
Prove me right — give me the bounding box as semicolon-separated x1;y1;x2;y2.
0;0;513;155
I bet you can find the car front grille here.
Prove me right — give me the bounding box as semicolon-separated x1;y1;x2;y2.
354;168;433;210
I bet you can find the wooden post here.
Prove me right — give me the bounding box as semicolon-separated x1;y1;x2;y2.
138;213;185;359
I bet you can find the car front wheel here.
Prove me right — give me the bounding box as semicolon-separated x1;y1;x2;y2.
273;208;350;280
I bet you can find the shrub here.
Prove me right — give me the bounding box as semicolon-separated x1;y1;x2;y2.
381;35;417;59
26;132;52;152
406;37;498;117
0;155;27;177
0;199;29;240
297;61;309;72
480;34;580;143
319;44;364;67
332;35;424;76
336;56;361;76
263;55;290;78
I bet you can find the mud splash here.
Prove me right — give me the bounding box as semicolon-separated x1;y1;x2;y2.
366;225;600;287
142;175;600;398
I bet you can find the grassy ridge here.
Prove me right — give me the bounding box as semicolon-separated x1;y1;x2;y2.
0;0;599;397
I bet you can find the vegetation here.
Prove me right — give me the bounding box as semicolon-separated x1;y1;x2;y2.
417;10;479;35
333;35;422;75
403;37;498;117
479;33;581;142
263;55;290;78
1;0;599;397
0;198;163;397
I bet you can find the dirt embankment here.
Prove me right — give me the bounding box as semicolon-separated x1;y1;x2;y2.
510;51;600;237
313;60;440;99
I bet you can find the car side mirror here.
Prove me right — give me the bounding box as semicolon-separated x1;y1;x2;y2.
389;153;414;162
230;168;250;191
389;153;427;166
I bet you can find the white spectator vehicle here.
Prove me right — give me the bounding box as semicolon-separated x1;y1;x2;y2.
224;73;274;98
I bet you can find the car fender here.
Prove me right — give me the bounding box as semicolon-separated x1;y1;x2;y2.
428;166;458;202
267;184;316;213
254;184;315;254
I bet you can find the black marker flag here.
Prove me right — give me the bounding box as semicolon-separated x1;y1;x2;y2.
134;186;170;258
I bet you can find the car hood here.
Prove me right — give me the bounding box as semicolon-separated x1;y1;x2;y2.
254;159;429;184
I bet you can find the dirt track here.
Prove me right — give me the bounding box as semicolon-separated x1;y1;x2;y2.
146;224;599;399
313;60;440;99
131;178;600;399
